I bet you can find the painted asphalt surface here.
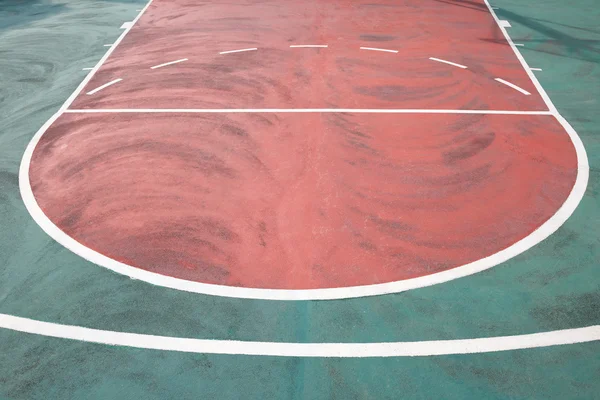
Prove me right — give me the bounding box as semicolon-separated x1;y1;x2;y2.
0;0;599;398
23;0;580;298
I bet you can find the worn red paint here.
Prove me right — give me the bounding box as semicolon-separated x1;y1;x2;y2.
28;0;578;289
30;113;577;289
71;0;546;111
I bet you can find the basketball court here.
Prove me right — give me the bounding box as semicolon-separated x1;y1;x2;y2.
0;0;598;398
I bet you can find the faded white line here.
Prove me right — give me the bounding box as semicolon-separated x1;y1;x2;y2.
360;46;398;53
219;48;257;55
429;57;468;69
290;45;328;48
1;314;598;357
495;78;531;95
150;58;188;69
85;79;122;95
64;108;552;115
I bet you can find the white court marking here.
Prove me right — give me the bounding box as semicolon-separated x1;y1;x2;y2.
150;58;188;69
531;68;543;71
103;44;113;47
495;77;531;95
1;314;598;357
85;78;122;95
9;0;591;356
359;46;398;53
19;0;588;303
82;68;93;71
515;43;525;46
429;57;468;69
219;48;257;55
64;109;552;115
120;21;133;29
290;45;328;48
500;20;512;27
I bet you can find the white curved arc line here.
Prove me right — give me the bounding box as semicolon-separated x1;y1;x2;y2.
1;314;598;357
219;48;257;55
359;46;398;53
86;78;123;95
429;57;468;69
495;78;531;95
16;111;589;300
17;0;589;301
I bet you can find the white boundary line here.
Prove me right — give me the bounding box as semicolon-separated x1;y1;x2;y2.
5;0;592;356
1;314;598;357
86;78;122;95
359;46;398;53
150;58;188;69
429;57;468;69
17;0;589;303
495;77;531;95
64;109;551;115
219;48;257;55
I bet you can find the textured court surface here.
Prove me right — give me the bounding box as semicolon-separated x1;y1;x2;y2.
0;0;599;398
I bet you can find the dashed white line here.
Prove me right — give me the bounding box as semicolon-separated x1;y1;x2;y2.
360;46;398;53
219;48;257;55
429;57;468;69
494;78;531;95
290;45;328;48
150;58;188;69
86;78;123;95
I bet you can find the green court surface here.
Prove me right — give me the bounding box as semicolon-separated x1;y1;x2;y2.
0;0;599;398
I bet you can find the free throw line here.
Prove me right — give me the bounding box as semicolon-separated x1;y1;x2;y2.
64;108;552;115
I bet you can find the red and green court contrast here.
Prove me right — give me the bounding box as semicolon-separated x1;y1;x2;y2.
2;0;599;397
26;0;578;291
